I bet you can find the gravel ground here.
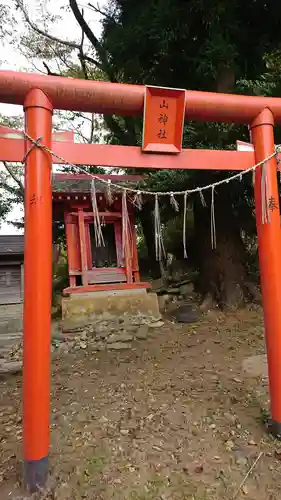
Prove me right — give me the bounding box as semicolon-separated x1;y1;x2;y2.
1;307;281;500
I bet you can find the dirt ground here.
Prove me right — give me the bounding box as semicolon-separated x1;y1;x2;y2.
1;307;281;500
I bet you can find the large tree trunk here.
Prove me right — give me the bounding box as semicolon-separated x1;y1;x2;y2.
193;185;253;309
190;65;256;309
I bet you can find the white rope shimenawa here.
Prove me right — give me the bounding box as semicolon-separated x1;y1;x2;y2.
23;132;281;197
22;132;281;259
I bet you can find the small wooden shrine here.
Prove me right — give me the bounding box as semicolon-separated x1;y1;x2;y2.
52;173;150;294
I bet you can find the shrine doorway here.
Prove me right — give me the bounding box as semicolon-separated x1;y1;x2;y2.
90;223;117;269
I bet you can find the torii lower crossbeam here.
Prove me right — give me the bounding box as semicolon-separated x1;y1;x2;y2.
0;130;254;170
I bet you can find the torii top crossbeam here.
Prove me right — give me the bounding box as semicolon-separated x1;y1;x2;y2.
2;70;281;123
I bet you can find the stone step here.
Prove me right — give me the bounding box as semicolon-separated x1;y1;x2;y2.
0;319;23;335
0;347;13;357
0;334;22;347
0;332;22;338
0;360;22;374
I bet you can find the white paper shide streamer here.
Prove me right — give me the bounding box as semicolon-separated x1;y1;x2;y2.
199;190;207;207
91;179;105;247
154;194;166;261
170;192;179;211
105;179;114;205
210;186;216;250
132;190;143;210
183;192;188;259
122;190;132;259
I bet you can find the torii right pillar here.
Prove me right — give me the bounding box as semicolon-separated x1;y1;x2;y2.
251;108;281;437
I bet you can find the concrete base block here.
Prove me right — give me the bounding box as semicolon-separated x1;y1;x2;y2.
61;288;160;332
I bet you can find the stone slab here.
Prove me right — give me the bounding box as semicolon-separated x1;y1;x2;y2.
0;304;23;319
0;360;22;374
107;342;132;350
0;304;23;335
242;354;268;378
0;334;22;347
107;333;134;344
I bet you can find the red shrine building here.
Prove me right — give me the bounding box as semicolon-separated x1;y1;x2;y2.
52;173;144;291
52;173;160;328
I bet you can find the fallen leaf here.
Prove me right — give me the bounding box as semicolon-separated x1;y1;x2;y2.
225;440;235;450
248;440;257;446
147;321;165;328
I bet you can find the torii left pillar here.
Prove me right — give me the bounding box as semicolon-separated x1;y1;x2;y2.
23;89;53;491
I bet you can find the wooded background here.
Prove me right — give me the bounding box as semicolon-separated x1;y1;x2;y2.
1;0;281;308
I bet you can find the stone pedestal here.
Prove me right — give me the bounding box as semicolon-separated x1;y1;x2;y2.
61;288;160;332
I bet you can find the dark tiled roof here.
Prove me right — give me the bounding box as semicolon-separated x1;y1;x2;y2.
0;235;24;256
52;178;140;195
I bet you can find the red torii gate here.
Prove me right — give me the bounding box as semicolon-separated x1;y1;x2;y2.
1;70;281;490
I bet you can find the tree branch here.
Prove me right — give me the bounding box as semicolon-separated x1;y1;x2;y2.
16;0;80;50
79;9;89;79
79;53;102;68
103;116;133;145
79;55;89;79
69;0;114;79
89;114;95;143
17;1;102;72
43;62;61;77
88;2;113;20
2;162;24;198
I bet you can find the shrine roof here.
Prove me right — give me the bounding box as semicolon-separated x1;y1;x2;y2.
0;235;24;256
52;173;143;195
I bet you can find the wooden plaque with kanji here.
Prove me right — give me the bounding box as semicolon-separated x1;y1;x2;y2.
142;86;186;154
